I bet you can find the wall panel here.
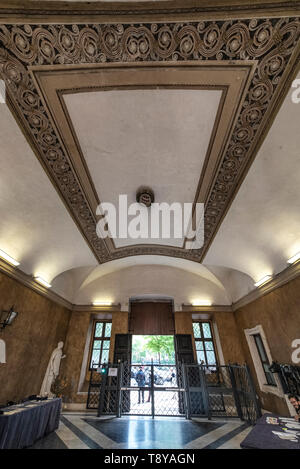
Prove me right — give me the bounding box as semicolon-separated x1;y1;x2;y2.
0;271;71;404
129;301;174;335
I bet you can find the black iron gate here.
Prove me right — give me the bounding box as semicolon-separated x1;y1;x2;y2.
87;363;261;424
184;364;261;424
87;367;102;410
119;363;186;417
87;363;121;414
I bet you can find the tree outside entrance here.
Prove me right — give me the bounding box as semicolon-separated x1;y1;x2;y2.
132;335;175;364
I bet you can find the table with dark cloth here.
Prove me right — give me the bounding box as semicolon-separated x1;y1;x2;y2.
241;413;300;449
0;398;61;449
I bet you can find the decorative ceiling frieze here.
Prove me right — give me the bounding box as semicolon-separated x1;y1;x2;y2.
0;18;299;264
0;1;299;20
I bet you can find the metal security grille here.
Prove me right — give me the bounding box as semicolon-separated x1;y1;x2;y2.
119;364;186;417
184;364;261;424
89;363;261;424
230;365;262;424
86;368;102;409
207;366;238;417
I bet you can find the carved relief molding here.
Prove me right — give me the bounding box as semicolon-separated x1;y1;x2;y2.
0;19;299;264
0;1;300;22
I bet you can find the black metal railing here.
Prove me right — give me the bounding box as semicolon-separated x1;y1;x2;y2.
269;362;300;395
87;362;261;424
86;365;102;409
183;364;261;424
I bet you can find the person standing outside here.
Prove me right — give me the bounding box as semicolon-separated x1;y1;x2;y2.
136;366;146;404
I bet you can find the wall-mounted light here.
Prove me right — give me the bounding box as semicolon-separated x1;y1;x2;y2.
93;301;113;306
35;276;52;289
0;249;20;267
191;300;212;307
0;306;18;331
254;275;272;287
287;252;300;264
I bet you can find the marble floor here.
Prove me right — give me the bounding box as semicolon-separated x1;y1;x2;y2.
29;413;252;449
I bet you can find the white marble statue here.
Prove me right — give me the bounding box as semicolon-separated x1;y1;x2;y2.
0;339;5;363
40;341;66;397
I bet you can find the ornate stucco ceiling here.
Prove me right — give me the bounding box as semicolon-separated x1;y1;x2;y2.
205;75;300;283
1;17;299;263
0;2;299;307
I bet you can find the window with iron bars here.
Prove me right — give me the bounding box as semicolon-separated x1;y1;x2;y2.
89;321;112;370
193;321;217;367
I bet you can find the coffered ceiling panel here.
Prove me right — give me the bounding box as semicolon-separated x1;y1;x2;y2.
31;62;253;261
64;88;222;248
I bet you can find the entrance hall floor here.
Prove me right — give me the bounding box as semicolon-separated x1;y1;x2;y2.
29;413;252;449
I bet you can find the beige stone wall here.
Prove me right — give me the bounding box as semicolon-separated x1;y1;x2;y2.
174;311;196;360
0;271;71;404
2;268;297;416
110;311;129;362
175;310;246;365
60;311;92;403
212;312;245;364
174;311;193;335
60;310;129;404
234;276;300;415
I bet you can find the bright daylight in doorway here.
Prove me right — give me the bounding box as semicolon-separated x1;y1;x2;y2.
132;335;175;365
129;336;180;415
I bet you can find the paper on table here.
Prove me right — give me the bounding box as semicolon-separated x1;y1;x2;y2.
279;436;298;441
280;417;299;423
285;422;300;429
272;431;298;442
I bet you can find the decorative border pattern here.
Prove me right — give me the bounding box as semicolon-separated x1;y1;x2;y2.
0;19;299;263
0;1;299;18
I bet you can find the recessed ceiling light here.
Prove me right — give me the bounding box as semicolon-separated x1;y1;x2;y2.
254;275;272;287
35;276;52;289
287;252;300;264
0;249;20;267
93;301;112;306
191;300;212;306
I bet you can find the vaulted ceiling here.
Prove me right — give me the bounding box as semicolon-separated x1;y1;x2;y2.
0;1;299;308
